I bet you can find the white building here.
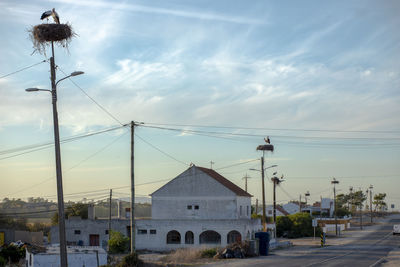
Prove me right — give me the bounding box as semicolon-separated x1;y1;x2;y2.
25;245;107;267
51;165;262;251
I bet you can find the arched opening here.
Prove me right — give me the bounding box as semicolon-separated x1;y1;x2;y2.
166;230;181;244
199;230;221;244
185;231;194;244
227;230;242;244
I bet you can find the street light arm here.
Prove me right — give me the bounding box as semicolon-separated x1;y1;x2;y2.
25;88;51;93
55;71;84;87
55;75;71;87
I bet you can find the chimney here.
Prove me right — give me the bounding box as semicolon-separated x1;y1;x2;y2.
88;204;95;220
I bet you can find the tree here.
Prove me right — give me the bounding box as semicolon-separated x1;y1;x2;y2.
66;203;88;219
51;203;89;225
373;193;387;212
108;231;129;254
276;215;293;237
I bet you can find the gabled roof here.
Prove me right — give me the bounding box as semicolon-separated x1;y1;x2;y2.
150;165;252;197
197;166;252;197
276;205;290;216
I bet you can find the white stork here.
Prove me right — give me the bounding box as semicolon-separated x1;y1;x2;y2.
40;8;60;24
264;136;271;144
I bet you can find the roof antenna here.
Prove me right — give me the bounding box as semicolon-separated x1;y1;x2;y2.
210;161;215;169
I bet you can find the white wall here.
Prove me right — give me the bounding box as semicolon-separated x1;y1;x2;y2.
236;197;251;219
152;167;245;220
135;219;262;251
26;249;107;267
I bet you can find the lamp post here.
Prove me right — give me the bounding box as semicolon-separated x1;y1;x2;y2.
255;140;274;232
331;178;339;236
369;185;373;223
26;70;84;267
271;174;284;230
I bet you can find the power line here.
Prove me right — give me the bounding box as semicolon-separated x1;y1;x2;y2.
215;159;259;170
141;124;400;141
143;122;400;134
135;133;189;166
58;67;124;126
0;125;126;160
0;60;46;80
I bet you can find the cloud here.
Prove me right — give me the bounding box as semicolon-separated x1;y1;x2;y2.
51;0;267;25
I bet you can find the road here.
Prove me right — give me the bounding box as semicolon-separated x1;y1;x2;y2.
203;215;400;267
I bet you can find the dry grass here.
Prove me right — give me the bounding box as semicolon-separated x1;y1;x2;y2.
161;248;203;263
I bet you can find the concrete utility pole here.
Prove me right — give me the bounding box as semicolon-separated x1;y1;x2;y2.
108;189;112;243
242;174;251;192
261;155;267;231
299;195;302;213
26;41;84;267
130;121;135;252
256;138;274;232
271;175;284;226
255;199;258;215
331;178;339;236
50;42;67;267
210;161;215;169
369;185;373;223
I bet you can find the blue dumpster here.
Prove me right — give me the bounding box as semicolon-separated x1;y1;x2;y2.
255;232;270;256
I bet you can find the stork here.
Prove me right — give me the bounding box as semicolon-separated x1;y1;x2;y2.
40;8;60;24
264;136;271;144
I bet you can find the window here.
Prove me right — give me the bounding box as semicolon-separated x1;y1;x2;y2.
268;210;272;215
138;229;147;235
185;231;194;244
247;206;249;216
187;205;192;210
105;230;109;235
74;230;81;235
150;229;157;234
167;230;181;244
240;206;242;215
194;205;199;210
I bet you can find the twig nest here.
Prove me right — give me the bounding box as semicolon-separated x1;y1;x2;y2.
29;23;75;54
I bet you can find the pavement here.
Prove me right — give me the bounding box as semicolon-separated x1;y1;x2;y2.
201;214;400;267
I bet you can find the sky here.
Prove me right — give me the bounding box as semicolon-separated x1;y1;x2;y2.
0;0;399;210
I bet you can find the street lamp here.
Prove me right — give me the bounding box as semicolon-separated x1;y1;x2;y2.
331;178;339;236
271;174;284;236
255;138;274;232
26;70;84;266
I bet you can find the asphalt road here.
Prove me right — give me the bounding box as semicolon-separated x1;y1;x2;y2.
203;215;400;267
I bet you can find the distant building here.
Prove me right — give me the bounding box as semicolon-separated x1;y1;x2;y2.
258;205;290;217
51;165;263;251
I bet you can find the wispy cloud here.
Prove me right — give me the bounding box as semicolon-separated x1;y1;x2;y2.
51;0;267;25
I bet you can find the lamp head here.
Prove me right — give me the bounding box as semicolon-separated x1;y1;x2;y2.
25;88;39;92
70;71;84;76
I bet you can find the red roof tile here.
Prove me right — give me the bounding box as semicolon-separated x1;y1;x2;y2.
197;166;252;197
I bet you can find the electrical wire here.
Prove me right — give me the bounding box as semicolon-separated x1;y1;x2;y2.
0;60;46;80
135;133;189;166
0;125;126;160
143;122;400;134
58;67;124;126
140;124;400;141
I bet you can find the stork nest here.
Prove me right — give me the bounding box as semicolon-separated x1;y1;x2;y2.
29;23;75;54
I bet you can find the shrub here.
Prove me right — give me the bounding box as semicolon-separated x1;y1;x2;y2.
0;244;25;263
201;248;217;258
0;256;6;267
276;215;293;237
117;252;142;267
108;231;129;254
288;213;313;238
